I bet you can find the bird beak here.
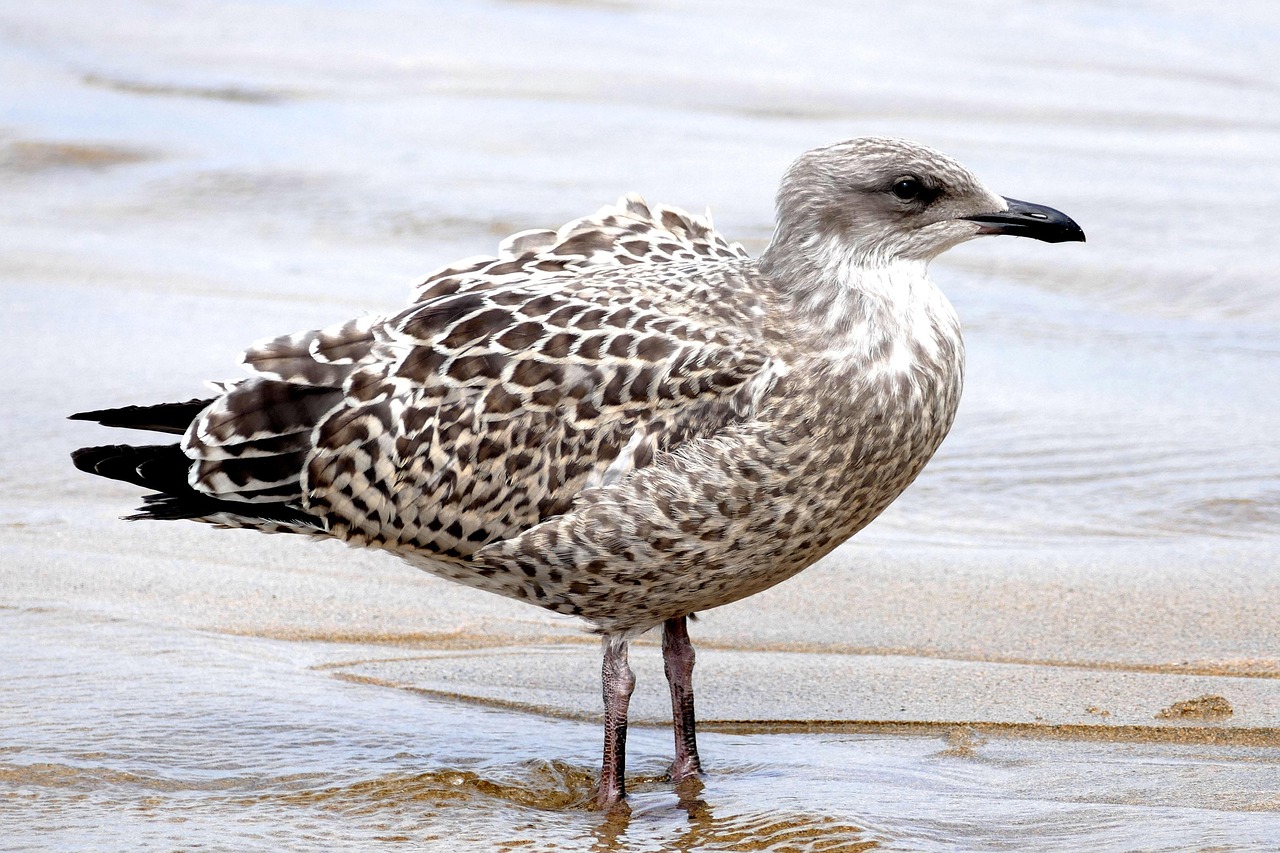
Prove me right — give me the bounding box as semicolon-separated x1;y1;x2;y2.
963;197;1086;243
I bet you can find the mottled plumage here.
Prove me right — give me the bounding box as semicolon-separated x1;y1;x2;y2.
71;137;1084;808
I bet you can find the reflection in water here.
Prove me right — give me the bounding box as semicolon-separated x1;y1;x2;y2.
232;756;882;851
245;762;597;814
3;608;1276;851
653;784;880;853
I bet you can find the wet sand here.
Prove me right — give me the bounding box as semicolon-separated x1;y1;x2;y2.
7;514;1279;737
3;0;1280;849
4;517;1280;850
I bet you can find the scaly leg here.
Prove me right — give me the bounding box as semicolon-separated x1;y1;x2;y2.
597;634;635;809
662;615;703;783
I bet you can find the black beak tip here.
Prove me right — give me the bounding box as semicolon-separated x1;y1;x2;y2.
1048;220;1086;244
966;197;1086;244
1051;213;1086;244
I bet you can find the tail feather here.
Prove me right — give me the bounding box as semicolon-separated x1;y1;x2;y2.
126;492;321;531
71;443;320;533
69;398;213;435
71;444;193;493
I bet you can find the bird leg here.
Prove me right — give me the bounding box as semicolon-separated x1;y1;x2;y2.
662;615;703;783
597;634;635;809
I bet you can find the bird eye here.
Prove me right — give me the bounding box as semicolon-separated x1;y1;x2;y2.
891;177;924;201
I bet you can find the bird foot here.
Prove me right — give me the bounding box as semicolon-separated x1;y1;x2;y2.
667;756;704;786
593;783;631;813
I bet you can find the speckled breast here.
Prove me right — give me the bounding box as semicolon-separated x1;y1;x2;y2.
451;340;966;636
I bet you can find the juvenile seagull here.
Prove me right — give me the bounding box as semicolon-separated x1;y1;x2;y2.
71;137;1083;808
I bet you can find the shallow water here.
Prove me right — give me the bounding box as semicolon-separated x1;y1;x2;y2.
4;607;1278;852
3;0;1280;849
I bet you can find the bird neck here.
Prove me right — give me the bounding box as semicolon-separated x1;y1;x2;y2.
760;228;938;338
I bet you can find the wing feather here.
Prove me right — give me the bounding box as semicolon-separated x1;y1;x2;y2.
410;194;750;303
110;195;771;544
302;262;778;558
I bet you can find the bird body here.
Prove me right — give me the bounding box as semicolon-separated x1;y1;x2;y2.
71;137;1082;807
465;253;964;636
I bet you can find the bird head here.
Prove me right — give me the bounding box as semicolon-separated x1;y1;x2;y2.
764;137;1084;273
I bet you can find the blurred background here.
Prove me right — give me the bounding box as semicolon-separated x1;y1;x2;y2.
2;2;1278;850
5;0;1278;542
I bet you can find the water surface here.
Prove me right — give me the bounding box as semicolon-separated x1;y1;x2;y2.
2;1;1279;849
5;608;1278;852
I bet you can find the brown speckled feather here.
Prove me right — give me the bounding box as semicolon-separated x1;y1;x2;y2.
71;138;1086;807
171;196;788;562
78;155;979;634
303;262;780;559
75;173;972;635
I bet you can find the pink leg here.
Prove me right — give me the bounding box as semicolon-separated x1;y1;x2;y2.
597;635;635;809
663;615;703;783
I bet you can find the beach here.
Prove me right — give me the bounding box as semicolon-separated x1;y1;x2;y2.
2;1;1279;849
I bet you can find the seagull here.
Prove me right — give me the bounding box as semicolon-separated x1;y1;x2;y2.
70;137;1084;809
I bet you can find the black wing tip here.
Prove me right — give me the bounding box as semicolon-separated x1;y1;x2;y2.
68;398;213;434
71;444;127;474
70;443;193;495
74;452;320;532
126;491;321;530
126;493;204;522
